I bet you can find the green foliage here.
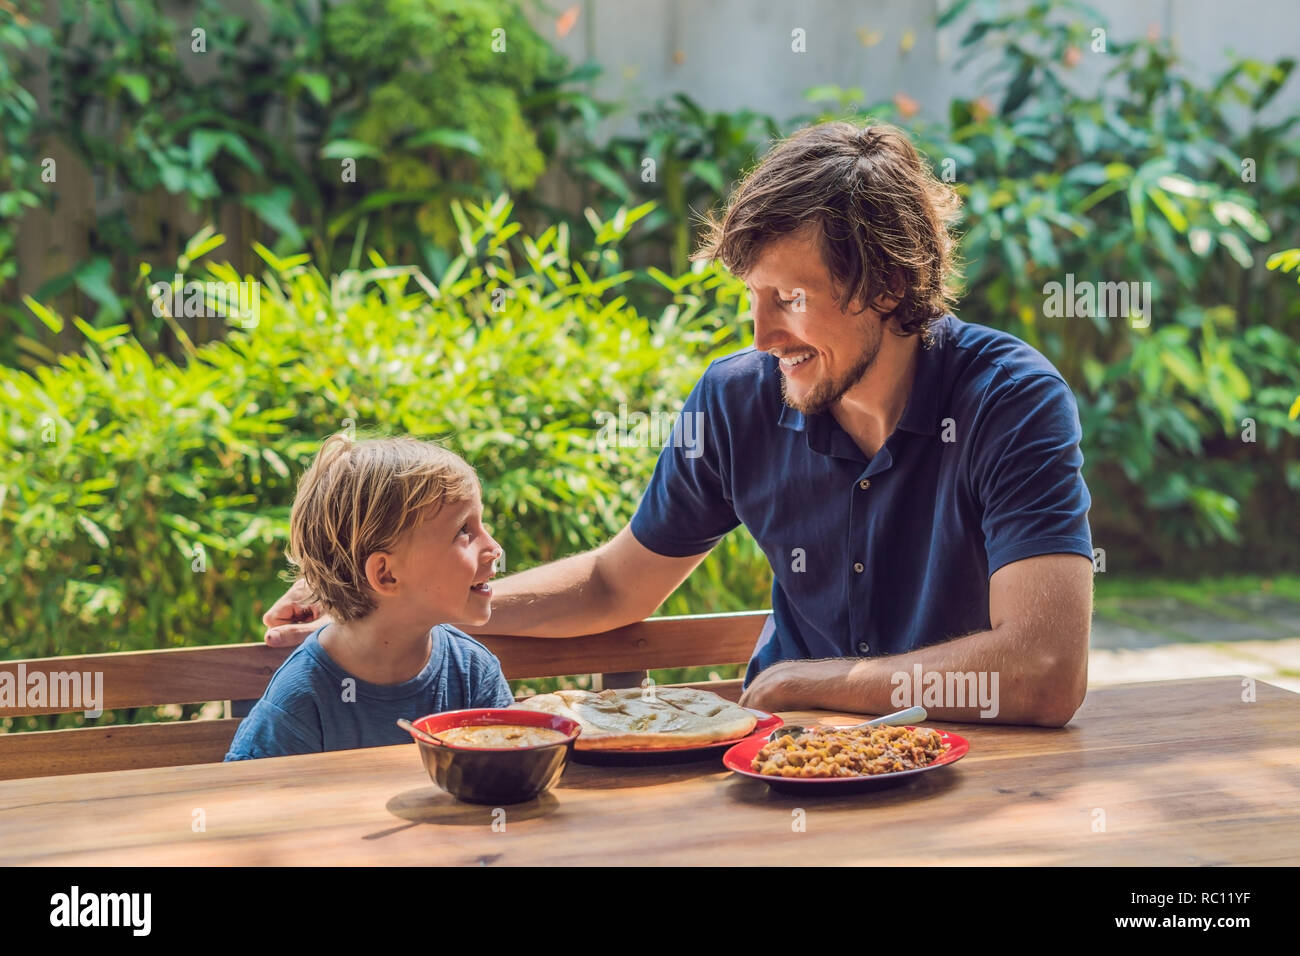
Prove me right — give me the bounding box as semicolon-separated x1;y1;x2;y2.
0;199;770;728
0;0;591;362
0;3;52;312
567;93;784;273
322;0;564;247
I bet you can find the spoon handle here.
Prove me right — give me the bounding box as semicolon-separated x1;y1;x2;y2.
860;705;928;729
397;717;443;746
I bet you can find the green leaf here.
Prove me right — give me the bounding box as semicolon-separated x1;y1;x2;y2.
1064;163;1109;186
115;72;150;105
182;228;226;264
403;129;484;155
23;295;63;333
1146;187;1188;233
189;129;223;169
1025;217;1058;267
688;159;725;192
1267;248;1300;274
76;514;110;550
321;139;381;160
1000;62;1034;116
576;158;632;201
261;448;290;479
73;259;124;320
296;71;331;106
1219;231;1253;268
1252;57;1295;112
242;189;305;247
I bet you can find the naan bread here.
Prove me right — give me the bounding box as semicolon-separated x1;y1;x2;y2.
514;687;757;750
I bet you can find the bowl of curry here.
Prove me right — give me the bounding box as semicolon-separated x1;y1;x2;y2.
410;708;581;804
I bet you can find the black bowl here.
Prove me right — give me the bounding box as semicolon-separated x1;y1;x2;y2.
411;708;581;805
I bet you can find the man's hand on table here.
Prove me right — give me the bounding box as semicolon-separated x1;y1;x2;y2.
262;577;332;647
738;659;813;712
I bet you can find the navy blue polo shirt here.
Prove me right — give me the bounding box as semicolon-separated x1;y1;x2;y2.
629;314;1093;688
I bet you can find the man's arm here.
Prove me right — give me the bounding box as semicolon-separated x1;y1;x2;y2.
263;525;710;646
459;525;712;638
738;553;1092;727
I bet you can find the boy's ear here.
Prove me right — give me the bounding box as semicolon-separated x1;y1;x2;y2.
363;551;400;594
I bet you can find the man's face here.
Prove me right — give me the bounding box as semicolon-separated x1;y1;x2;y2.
742;228;886;416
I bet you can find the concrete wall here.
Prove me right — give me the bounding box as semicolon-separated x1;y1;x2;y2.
532;0;1300;137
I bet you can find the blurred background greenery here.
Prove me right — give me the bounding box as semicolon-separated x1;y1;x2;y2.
2;0;1297;729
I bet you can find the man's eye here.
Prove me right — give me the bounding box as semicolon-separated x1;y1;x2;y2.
777;296;796;307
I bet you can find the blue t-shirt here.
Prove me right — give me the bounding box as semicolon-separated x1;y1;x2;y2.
224;623;515;760
629;314;1093;688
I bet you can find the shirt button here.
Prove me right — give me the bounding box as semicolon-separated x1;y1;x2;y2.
858;642;870;654
853;562;864;573
858;479;871;490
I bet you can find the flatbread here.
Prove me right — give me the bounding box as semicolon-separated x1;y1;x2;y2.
514;687;757;750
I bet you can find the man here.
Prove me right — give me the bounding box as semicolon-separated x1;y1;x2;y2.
264;121;1093;727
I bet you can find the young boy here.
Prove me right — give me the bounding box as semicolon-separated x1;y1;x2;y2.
225;434;514;761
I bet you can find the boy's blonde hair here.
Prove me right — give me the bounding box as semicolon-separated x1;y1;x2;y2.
286;434;479;622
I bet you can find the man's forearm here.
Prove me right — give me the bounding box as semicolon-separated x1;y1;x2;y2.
753;623;1083;726
458;547;626;638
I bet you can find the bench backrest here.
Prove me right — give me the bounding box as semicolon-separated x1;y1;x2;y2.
0;612;767;780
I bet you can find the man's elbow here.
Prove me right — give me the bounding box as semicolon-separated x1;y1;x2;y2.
1031;648;1088;727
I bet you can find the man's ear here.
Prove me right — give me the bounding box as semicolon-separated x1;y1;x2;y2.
870;272;905;314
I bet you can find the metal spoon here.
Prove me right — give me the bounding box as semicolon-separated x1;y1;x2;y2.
397;717;449;746
767;705;928;742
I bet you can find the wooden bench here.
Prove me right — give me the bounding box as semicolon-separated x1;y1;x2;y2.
0;611;768;781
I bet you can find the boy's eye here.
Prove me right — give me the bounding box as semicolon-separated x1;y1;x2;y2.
458;525;470;537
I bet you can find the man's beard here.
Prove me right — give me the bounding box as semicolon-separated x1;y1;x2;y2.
780;315;884;415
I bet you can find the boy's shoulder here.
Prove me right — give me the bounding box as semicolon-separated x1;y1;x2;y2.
435;624;502;668
432;624;514;708
224;630;332;760
255;629;338;713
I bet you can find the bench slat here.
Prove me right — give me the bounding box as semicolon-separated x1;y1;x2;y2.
0;644;294;718
0;719;243;781
0;611;768;716
488;611;766;681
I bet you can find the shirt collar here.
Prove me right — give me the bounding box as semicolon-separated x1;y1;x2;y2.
777;316;951;439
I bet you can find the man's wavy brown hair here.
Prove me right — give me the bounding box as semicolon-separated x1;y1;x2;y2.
692;120;963;343
285;433;479;623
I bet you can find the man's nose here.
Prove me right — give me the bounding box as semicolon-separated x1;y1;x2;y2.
750;299;783;353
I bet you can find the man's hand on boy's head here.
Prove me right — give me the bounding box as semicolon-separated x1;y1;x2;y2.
263;580;329;647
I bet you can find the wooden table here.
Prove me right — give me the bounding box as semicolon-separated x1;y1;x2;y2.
2;677;1297;866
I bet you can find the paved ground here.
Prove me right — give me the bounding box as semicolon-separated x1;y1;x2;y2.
1090;591;1300;694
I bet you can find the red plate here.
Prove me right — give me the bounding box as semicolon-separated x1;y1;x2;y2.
723;726;969;793
570;709;782;766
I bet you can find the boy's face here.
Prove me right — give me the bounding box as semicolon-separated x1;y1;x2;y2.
389;489;502;628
